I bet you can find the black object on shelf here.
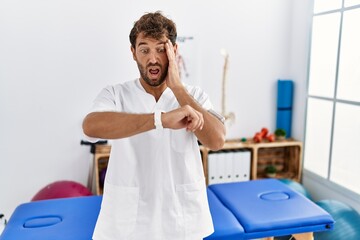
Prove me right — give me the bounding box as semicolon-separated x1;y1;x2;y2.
80;140;108;154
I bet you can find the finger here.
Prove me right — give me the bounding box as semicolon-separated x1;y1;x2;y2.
187;110;203;132
165;40;176;63
184;113;196;132
189;107;203;130
194;111;204;132
166;39;174;51
189;114;201;132
197;112;204;131
186;117;194;132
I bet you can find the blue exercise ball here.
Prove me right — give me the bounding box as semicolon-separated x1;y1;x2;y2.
278;178;312;200
315;200;360;240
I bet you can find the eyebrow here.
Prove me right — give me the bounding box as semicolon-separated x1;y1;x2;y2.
137;42;148;47
137;41;167;47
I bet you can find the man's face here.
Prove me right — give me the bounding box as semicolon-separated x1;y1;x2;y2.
131;33;170;87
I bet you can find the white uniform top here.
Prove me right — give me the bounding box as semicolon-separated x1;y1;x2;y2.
86;79;214;240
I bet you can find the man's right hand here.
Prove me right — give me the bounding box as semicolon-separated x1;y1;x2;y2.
162;105;204;133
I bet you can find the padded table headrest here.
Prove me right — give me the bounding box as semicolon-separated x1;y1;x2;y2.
209;179;334;238
1;196;102;240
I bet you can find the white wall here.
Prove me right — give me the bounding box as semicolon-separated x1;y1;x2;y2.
0;0;311;219
199;0;293;140
289;0;314;141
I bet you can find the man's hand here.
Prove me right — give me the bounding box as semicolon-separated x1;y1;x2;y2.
164;39;183;90
162;105;204;132
163;40;225;150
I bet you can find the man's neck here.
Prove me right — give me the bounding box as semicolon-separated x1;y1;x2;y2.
139;78;167;102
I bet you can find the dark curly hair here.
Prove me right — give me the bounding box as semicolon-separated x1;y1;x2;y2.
129;11;177;48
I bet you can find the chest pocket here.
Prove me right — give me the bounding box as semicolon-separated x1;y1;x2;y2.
170;129;193;153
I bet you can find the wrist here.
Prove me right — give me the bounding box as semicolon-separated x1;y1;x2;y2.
169;83;185;94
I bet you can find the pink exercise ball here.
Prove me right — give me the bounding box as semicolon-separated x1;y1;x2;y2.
31;180;92;201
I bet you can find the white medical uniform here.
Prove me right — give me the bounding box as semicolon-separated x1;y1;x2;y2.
86;79;214;240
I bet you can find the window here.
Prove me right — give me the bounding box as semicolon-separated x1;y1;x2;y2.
313;0;342;13
331;103;360;193
308;13;340;98
304;98;333;178
337;8;360;102
305;1;360;195
345;0;360;7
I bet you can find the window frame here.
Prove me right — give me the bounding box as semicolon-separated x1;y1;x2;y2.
304;0;360;197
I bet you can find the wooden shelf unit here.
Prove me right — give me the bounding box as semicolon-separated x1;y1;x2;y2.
91;139;303;194
93;145;111;195
200;139;303;185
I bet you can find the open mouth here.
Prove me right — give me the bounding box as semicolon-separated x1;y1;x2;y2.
148;67;160;78
149;68;160;75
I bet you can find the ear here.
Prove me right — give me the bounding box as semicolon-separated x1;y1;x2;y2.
131;46;136;61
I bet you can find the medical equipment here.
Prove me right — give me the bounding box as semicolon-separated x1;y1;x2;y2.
0;179;334;240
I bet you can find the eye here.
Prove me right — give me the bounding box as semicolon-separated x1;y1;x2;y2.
139;48;149;54
157;48;165;53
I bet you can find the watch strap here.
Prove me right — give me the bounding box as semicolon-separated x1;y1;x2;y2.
154;110;163;130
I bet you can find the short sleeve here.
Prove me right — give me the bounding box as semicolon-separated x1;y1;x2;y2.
83;86;118;143
89;86;117;113
187;85;213;110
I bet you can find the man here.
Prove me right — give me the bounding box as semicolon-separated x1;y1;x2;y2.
83;11;226;240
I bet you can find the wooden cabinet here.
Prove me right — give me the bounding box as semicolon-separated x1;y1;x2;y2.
92;145;111;195
91;139;303;194
200;139;303;185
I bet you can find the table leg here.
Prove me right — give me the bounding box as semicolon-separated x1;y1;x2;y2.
292;232;314;240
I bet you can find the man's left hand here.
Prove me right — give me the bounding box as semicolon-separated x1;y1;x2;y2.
165;40;182;90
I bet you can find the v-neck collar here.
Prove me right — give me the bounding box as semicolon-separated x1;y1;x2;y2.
135;78;172;104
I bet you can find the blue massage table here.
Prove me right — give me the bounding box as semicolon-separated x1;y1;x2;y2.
0;179;334;240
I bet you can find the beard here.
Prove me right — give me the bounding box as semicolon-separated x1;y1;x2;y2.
137;62;168;87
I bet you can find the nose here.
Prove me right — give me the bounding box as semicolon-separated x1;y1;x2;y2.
148;51;158;64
